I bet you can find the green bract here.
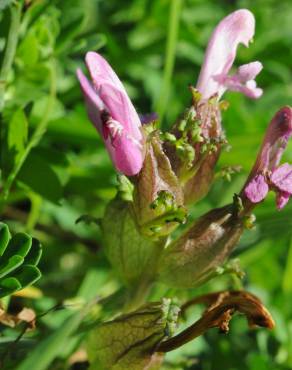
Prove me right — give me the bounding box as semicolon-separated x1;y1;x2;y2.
133;133;186;238
87;299;180;370
158;204;244;288
102;198;162;286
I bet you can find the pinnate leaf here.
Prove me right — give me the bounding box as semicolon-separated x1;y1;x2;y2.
0;223;42;297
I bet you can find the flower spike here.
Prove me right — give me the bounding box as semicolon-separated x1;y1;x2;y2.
196;9;262;100
77;52;144;176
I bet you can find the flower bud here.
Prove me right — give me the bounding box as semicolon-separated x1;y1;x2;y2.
77;52;145;176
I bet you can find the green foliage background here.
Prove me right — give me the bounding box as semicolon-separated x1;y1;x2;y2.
1;0;292;369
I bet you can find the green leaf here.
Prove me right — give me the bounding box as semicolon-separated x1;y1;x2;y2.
24;238;42;266
0;255;24;279
56;13;84;52
0;222;10;256
12;264;42;287
0;277;22;298
71;33;107;54
17;32;39;66
18;153;63;203
0;224;43;298
0;265;41;296
6;108;28;167
5;232;32;259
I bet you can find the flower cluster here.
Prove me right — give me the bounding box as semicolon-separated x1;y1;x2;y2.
76;7;292;287
77;9;289;369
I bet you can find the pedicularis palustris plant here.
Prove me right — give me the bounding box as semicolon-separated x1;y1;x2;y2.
77;9;292;370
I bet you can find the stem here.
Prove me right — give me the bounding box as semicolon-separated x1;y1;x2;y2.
0;61;57;208
155;0;182;125
0;2;22;112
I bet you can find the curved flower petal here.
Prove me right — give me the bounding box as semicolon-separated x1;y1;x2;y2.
214;62;263;99
276;191;290;210
77;69;105;131
85;51;125;92
247;107;292;178
270;163;292;193
244;174;269;203
108;124;144;176
237;61;263;81
196;9;258;99
242;107;292;209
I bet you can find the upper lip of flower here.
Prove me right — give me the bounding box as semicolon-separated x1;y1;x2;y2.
196;9;263;100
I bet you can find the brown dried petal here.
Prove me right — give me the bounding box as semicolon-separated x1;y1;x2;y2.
157;290;275;352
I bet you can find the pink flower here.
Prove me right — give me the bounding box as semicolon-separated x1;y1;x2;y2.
77;52;144;176
243;107;292;209
196;9;263;100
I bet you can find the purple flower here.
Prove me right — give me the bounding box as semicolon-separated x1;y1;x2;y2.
77;52;144;176
196;9;263;100
243;107;292;209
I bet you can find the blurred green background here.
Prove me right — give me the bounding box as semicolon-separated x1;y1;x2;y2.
1;0;292;369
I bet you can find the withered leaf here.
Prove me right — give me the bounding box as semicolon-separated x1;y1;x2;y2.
0;306;36;329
